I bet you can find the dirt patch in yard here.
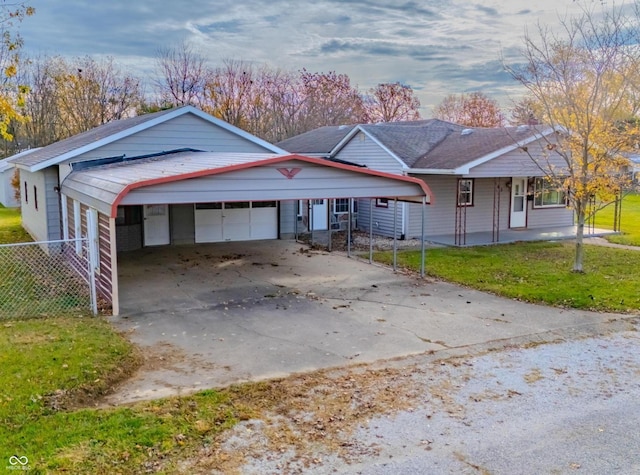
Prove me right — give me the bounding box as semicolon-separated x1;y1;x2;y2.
178;356;479;474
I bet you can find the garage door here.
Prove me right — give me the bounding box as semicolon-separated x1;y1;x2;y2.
194;201;278;243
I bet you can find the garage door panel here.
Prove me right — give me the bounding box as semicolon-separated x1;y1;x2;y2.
195;202;277;242
195;208;223;243
251;208;278;239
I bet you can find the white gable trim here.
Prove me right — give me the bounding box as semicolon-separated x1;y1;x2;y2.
331;125;409;170
410;127;559;175
454;127;557;174
16;107;286;173
1;148;40;172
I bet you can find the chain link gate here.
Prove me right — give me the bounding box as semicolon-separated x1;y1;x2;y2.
0;238;97;319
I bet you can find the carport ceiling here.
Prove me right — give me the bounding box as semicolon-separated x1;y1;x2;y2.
61;150;432;216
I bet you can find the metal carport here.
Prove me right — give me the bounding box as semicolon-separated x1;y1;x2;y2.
60;150;433;315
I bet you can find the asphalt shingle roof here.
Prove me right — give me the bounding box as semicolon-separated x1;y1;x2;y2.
9;108;183;168
275;125;356;155
278;120;549;170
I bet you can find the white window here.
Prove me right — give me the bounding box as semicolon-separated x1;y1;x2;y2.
534;178;567;207
333;198;349;214
457;179;474;206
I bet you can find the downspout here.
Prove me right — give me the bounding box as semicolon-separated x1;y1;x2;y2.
401;201;406;240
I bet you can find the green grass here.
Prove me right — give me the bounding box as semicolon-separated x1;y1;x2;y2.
0;317;248;473
0;206;90;318
594;193;640;246
0;205;31;244
0;207;248;472
376;241;640;313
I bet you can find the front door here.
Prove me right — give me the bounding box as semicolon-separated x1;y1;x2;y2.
143;204;170;246
510;177;527;228
310;199;328;230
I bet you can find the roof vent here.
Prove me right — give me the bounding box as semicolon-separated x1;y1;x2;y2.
461;128;474;136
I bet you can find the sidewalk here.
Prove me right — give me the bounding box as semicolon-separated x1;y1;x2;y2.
584;236;640;251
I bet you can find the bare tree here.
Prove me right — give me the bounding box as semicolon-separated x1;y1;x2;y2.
364;82;421;123
506;3;640;272
53;56;143;135
433;92;505;127
17;55;60;147
509;96;543;126
250;67;302;142
297;69;366;132
204;59;257;129
155;42;208;107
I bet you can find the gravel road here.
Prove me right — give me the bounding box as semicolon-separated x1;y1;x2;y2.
216;325;640;474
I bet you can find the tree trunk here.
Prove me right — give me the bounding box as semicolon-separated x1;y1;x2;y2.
574;210;585;273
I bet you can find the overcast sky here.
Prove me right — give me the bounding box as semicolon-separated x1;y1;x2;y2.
17;0;616;114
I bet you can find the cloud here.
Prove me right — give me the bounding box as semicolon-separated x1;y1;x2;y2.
19;0;591;116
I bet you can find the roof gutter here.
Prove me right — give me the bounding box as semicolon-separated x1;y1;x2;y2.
406;168;461;175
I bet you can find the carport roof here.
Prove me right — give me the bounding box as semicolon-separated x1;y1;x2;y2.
61;150;432;217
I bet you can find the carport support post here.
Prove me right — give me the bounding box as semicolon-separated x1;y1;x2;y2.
328;199;332;252
294;200;298;241
310;200;314;246
347;198;352;257
393;198;398;272
369;198;373;264
421;196;426;278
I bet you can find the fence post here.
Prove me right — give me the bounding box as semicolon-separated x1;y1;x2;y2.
86;210;99;315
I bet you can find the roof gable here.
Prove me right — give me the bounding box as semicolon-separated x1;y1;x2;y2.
10;106;285;172
410;125;556;172
280;121;558;174
275;125;356;156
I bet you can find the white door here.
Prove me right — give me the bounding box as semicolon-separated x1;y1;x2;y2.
510;177;527;228
310;199;328;230
143;204;170;246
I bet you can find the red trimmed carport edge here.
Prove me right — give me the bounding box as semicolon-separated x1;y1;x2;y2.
109;154;433;217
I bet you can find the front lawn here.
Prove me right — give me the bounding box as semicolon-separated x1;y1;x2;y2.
376;241;640;313
0;207;251;473
594;193;640;246
0;316;250;473
0;205;31;243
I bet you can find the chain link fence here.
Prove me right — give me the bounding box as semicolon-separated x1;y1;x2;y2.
0;239;96;319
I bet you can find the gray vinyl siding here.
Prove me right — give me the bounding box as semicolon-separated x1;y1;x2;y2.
468;138;567;178
58;114;270;180
356;198;404;239
334;131;405;174
528;205;574;228
44;167;61;240
279;200;297;237
170;204;195;245
407;177;511;238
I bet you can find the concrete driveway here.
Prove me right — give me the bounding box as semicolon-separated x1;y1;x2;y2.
106;240;624;404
